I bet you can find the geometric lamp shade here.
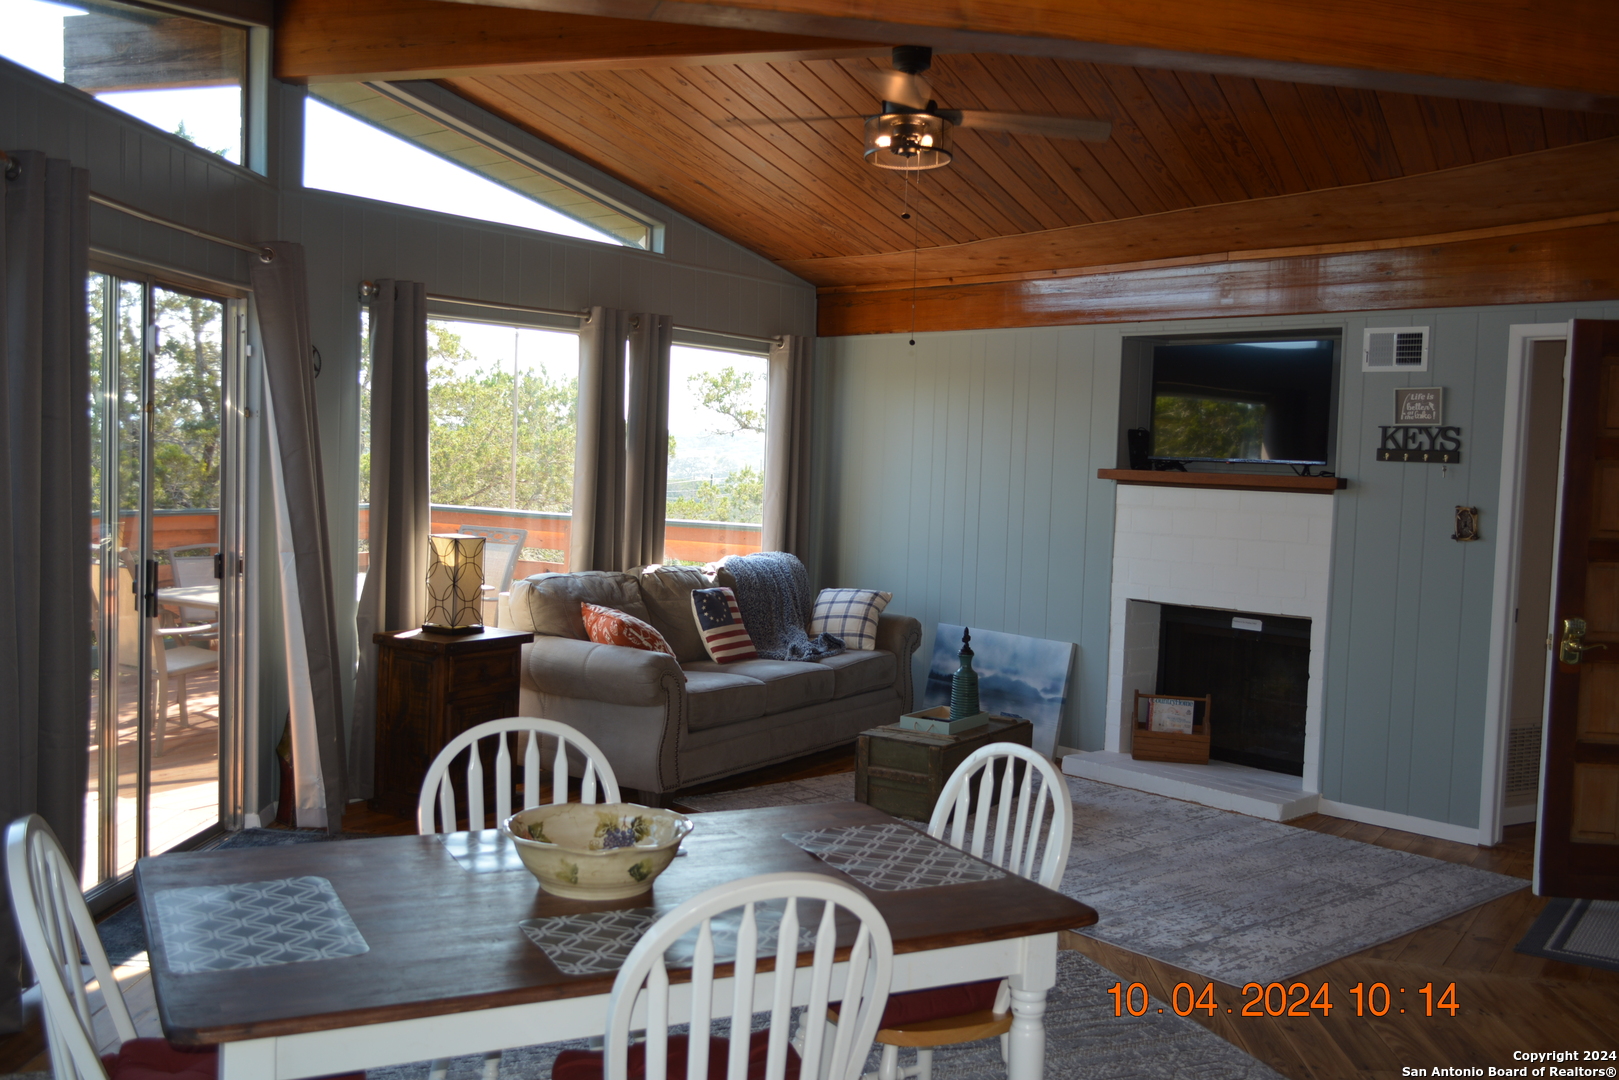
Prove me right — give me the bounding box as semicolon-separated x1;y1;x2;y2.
423;533;485;633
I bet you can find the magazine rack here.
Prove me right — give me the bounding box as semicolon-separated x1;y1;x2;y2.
1130;690;1212;764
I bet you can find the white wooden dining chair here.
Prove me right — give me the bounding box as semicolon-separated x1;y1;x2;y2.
550;872;894;1080
419;719;621;1080
416;716;622;834
853;744;1073;1080
5;815;370;1080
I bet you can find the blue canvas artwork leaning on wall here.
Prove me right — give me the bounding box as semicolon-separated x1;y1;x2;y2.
922;624;1076;758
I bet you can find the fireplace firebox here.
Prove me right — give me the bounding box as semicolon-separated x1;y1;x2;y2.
1155;605;1310;776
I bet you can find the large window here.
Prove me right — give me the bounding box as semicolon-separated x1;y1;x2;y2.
3;0;249;164
358;313;580;592
664;344;767;564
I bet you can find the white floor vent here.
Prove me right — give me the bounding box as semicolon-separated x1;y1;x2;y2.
1506;724;1542;800
1363;326;1429;372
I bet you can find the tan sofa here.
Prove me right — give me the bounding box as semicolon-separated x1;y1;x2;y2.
499;566;921;801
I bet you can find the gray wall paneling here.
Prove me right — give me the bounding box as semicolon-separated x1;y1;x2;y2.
818;300;1619;830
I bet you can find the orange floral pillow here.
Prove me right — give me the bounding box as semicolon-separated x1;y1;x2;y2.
581;602;676;657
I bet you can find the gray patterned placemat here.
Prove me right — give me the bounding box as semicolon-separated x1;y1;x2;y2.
151;876;369;974
440;829;528;873
520;903;822;975
783;822;1005;890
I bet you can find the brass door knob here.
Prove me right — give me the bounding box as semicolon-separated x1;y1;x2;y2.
1559;617;1609;665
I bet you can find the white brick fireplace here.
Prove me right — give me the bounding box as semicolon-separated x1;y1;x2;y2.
1066;481;1337;818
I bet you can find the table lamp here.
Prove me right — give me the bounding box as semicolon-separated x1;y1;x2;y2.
423;533;485;633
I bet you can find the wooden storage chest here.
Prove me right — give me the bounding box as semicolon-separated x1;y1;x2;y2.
856;715;1034;822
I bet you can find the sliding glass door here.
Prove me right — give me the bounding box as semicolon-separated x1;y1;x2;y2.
85;272;246;892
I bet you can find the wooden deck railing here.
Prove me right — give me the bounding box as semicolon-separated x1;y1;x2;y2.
96;506;762;587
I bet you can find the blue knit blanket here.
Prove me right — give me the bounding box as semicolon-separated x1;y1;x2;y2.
722;552;845;661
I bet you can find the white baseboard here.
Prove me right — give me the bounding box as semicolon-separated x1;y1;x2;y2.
1315;798;1483;846
1501;802;1538;826
245;802;277;829
1055;744;1083;761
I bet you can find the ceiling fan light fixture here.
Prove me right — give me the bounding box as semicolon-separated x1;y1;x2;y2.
864;113;952;170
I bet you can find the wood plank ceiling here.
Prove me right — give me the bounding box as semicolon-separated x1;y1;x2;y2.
445;55;1619;290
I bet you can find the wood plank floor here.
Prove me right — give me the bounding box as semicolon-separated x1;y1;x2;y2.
8;750;1615;1080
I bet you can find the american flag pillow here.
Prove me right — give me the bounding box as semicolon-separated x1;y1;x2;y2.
690;587;759;663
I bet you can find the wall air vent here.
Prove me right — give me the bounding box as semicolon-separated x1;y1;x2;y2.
1362;326;1430;372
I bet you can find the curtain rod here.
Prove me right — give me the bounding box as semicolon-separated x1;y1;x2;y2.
358;281;583;320
356;281;784;345
673;323;782;347
90;192;275;261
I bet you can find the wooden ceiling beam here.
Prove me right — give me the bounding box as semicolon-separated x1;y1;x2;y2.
275;0;877;83
816;221;1619;336
436;0;1619;112
780;137;1619;289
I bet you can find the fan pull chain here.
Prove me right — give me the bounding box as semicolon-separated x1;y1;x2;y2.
902;171;920;347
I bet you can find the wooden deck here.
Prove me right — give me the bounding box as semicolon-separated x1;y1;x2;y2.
8;750;1614;1080
83;665;221;888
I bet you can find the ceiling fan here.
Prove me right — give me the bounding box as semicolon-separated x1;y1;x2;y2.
856;46;1113;170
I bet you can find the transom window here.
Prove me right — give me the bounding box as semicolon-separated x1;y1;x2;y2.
3;0;249;165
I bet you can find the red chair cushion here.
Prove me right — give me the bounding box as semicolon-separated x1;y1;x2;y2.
103;1039;217;1080
102;1039;363;1080
879;979;1002;1028
552;1031;800;1080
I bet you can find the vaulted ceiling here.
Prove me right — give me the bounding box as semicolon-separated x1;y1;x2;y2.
276;0;1619;332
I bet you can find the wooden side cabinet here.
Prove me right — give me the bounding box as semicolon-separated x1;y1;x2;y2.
371;626;534;818
856;716;1034;822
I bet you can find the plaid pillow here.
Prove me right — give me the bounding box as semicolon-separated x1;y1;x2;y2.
809;589;892;651
581;602;675;657
690;587;760;663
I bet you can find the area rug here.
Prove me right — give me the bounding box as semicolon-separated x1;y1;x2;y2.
676;772;855;814
1515;897;1619;973
365;951;1285;1080
1061;776;1527;986
97;828;370;965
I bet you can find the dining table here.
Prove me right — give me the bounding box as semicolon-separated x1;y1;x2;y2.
135;800;1097;1080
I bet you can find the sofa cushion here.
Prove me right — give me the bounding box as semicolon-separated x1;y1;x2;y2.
508;572;647;639
691;587;759;663
810;589;891;651
682;659;834;715
633;565;712;663
685;670;767;732
582;602;675;657
813;649;896;699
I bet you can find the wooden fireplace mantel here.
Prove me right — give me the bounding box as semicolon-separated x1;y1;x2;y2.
1097;469;1347;494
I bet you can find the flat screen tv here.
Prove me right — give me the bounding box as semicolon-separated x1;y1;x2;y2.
1149;337;1338;466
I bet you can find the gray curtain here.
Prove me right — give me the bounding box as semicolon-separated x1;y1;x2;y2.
624;313;672;568
0;150;90;1034
352;280;429;798
250;242;348;833
571;306;629;571
763;334;814;557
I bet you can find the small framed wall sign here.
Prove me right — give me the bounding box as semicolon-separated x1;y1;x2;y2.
1394;387;1443;425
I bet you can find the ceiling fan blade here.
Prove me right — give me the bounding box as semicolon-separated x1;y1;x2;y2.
865;67;933;110
943;110;1112;141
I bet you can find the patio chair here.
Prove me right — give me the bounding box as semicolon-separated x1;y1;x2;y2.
92;567;218;756
839;743;1073;1080
550;872;894;1080
164;545;219;637
3;814;365;1080
455;525;528;594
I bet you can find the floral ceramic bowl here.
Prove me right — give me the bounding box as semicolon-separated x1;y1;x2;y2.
503;803;693;900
